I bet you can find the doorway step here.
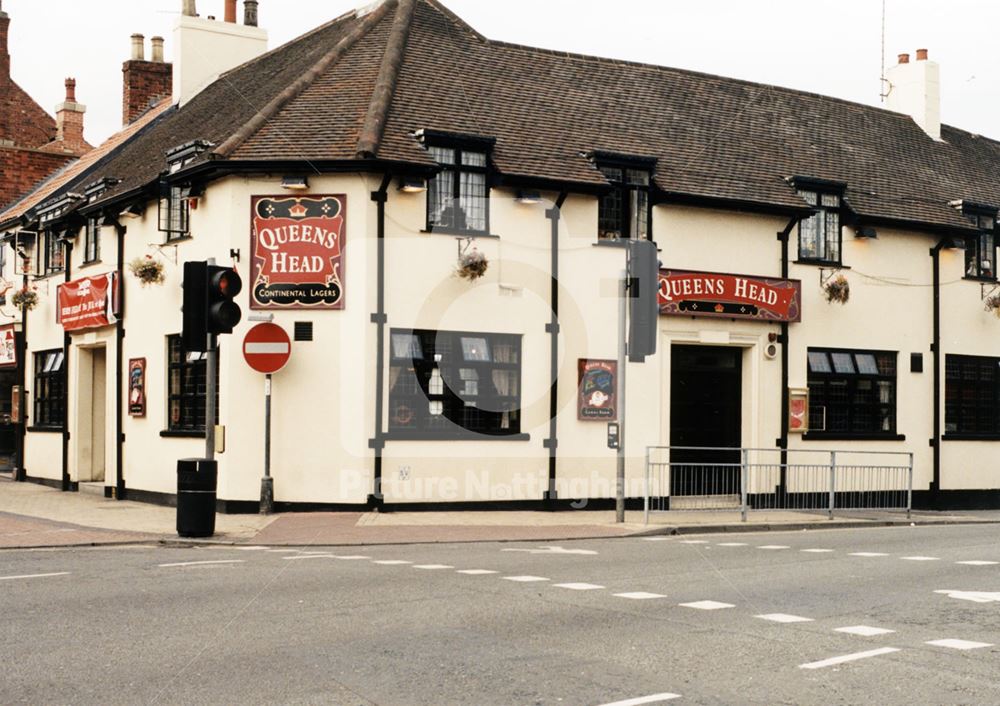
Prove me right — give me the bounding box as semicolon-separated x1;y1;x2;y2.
78;481;107;497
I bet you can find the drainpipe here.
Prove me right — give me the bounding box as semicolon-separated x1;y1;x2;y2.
544;192;568;506
929;237;952;505
14;258;28;482
776;217;798;495
109;215;127;500
61;238;72;492
368;174;392;509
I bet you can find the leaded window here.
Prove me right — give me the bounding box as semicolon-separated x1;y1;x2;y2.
964;213;996;280
41;231;64;275
426;146;489;234
598;165;651;240
798;189;842;263
33;349;65;429
84;217;101;264
945;355;1000;437
167;335;218;433
388;329;521;437
807;348;897;436
158;184;190;240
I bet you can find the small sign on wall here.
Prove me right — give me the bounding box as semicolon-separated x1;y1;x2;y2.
789;387;809;433
128;358;146;417
0;325;16;368
578;359;617;421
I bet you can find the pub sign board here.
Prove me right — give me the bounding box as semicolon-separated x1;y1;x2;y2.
128;358;147;417
658;269;801;323
251;195;346;309
57;272;120;331
578;359;617;421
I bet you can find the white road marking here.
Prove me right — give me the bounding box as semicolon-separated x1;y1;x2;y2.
234;546;267;551
266;549;301;553
456;569;498;575
801;549;834;553
799;647;900;670
901;556;939;561
679;540;709;544
925;639;994;650
502;546;598;555
553;582;605;591
333;555;370;561
0;572;71;581
680;600;734;610
850;552;889;557
934;589;1000;604
614;592;666;600
157;560;245;568
640;537;673;542
373;560;412;565
412;564;453;570
283;554;336;561
956;560;999;566
756;613;813;623
503;575;549;582
595;693;681;706
835;625;895;636
717;542;748;547
758;545;790;550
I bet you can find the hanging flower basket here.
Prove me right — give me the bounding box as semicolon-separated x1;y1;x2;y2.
128;255;165;287
824;274;850;305
456;249;489;281
984;294;1000;318
11;287;38;311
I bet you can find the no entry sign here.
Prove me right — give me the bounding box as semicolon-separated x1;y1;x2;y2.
243;323;291;374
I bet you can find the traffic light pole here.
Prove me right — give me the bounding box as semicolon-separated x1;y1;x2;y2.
205;332;217;461
616;269;628;523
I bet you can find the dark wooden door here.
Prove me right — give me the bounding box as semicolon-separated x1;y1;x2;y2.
669;346;742;496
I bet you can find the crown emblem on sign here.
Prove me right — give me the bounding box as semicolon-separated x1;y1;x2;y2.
714;304;725;313
289;202;308;219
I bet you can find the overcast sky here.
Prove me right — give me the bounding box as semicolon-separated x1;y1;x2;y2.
5;0;999;146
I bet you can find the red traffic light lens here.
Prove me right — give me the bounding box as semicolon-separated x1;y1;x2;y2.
210;269;243;298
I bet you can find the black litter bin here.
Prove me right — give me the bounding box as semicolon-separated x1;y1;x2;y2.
177;459;217;538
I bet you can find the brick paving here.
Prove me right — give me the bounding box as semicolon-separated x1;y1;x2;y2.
0;511;155;549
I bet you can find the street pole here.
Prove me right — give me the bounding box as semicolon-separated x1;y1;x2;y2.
260;373;274;514
616;269;628;523
205;333;217;461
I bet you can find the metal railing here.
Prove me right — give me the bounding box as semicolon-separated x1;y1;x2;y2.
644;446;913;523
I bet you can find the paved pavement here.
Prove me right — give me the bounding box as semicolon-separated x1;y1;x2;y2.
3;473;1000;548
2;523;998;704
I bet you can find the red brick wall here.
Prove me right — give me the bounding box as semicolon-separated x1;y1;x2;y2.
0;13;57;149
122;60;172;125
0;146;74;210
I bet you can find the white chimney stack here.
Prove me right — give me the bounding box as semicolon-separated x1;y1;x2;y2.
172;0;267;106
886;48;941;141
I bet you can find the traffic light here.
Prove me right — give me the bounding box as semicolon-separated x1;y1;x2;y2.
182;261;243;352
627;239;661;363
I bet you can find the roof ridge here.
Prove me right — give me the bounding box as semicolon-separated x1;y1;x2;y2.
356;0;417;158
213;0;398;160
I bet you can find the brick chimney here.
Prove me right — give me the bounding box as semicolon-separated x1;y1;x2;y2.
54;78;88;152
122;33;172;125
0;0;10;85
886;48;941;141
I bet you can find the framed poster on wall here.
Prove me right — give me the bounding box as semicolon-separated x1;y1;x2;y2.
0;325;16;368
578;359;617;421
128;358;146;417
789;387;809;433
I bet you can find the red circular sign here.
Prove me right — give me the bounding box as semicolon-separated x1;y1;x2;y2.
242;323;291;374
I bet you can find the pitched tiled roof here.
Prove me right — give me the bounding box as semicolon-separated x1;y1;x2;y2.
22;0;1000;233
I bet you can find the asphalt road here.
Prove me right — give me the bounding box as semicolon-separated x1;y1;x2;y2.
2;524;999;705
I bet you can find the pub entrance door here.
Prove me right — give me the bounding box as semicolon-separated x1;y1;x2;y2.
669;345;742;499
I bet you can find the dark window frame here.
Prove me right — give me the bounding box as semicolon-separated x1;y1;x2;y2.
33;349;66;430
806;347;899;439
83;217;101;264
945;354;1000;438
962;209;997;281
423;139;492;236
158;183;191;241
596;157;654;241
166;335;219;434
388;328;523;439
39;230;65;276
795;181;845;265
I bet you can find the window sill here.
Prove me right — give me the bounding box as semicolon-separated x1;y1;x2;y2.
384;431;530;442
33;271;65;281
420;228;499;239
962;275;998;284
27;426;64;434
793;260;850;269
801;432;905;441
593;239;632;249
163;235;193;245
160;429;206;439
942;433;1000;442
79;259;103;269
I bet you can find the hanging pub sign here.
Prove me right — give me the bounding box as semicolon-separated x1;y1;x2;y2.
658;269;802;322
0;325;16;368
578;359;618;421
128;358;147;417
250;195;346;309
57;272;119;331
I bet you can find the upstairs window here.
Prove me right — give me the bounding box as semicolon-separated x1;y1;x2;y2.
158;184;190;241
425;145;490;234
964;212;996;280
40;231;64;276
807;348;897;438
597;160;652;241
797;187;843;264
388;329;522;438
83;217;101;264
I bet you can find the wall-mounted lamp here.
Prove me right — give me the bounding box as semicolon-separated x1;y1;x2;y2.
854;226;878;240
398;176;427;193
281;176;310;191
945;236;966;250
515;189;542;204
